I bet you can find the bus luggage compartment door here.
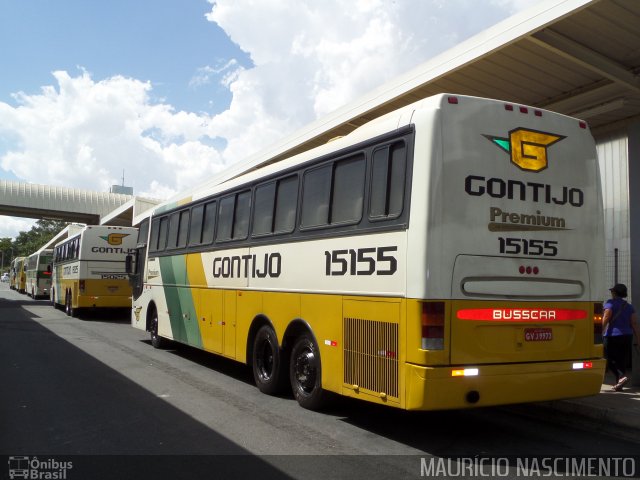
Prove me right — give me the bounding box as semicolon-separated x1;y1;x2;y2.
450;255;592;365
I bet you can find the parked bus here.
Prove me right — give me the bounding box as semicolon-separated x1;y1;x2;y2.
52;225;138;316
9;257;22;290
11;257;27;293
25;249;54;299
129;94;605;410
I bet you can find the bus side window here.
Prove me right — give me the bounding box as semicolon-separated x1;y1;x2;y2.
217;191;250;242
217;196;235;242
301;164;331;228
149;218;161;252
253;182;276;237
370;142;406;219
201;201;216;245
163;210;191;249
137;218;150;245
233;191;251;240
157;217;169;251
189;205;204;245
177;210;189;248
331;155;365;224
273;175;298;233
253;175;298;237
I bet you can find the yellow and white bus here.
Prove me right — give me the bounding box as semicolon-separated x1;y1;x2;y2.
130;94;605;410
52;225;138;317
25;248;53;299
10;257;27;293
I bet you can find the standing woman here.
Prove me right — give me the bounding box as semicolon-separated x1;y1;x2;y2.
602;283;640;391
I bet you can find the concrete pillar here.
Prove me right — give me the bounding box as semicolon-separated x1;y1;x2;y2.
628;120;640;386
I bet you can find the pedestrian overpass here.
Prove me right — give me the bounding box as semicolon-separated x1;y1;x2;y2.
0;179;160;226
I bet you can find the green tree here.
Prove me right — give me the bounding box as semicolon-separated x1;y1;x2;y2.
12;219;68;258
0;237;12;273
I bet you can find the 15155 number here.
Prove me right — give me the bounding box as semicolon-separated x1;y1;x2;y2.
324;246;397;276
499;237;558;257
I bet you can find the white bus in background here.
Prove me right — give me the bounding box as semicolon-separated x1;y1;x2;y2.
129;93;605;411
25;248;53;298
51;225;138;317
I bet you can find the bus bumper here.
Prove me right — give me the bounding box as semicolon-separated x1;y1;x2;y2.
405;358;606;410
77;295;132;309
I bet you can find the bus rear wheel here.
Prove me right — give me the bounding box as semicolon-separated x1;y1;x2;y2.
290;333;325;410
252;325;288;395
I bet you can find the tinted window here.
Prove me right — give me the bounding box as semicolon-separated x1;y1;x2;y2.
189;205;204;245
137;219;149;245
331;156;365;224
167;212;180;249
157;217;169;251
370;142;406;219
253;182;276;236
217;196;234;241
301;165;331;228
177;210;189;248
274;176;298;233
202;201;216;244
150;218;161;251
233;191;251;240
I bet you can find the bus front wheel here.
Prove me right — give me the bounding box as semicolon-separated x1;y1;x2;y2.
252;325;288;395
150;310;166;349
290;333;325;410
65;292;77;317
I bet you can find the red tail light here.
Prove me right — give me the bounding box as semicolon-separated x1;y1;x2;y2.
421;302;445;350
79;280;86;294
593;302;603;344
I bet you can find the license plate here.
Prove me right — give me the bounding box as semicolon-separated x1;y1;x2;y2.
524;327;552;342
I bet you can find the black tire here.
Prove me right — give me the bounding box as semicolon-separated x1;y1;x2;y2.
65;292;77;317
290;332;325;410
149;310;166;349
252;325;288;395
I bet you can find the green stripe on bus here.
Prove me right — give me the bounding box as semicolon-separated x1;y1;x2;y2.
159;256;202;348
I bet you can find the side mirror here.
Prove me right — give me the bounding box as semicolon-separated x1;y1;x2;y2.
125;254;133;274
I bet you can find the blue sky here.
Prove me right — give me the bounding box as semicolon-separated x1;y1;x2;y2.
0;0;541;238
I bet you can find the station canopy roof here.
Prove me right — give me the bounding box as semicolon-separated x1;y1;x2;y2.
215;0;640;185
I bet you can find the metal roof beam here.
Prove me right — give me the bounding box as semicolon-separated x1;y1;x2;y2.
529;29;640;93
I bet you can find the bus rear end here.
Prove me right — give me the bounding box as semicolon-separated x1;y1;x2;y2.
405;94;605;410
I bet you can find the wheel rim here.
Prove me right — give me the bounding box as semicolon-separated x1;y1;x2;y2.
151;316;159;340
293;345;317;394
256;339;275;381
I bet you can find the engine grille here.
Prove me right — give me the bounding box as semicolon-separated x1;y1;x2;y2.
344;317;399;399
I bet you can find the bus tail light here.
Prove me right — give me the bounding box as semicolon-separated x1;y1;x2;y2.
593;302;603;344
79;280;86;294
421;302;445;350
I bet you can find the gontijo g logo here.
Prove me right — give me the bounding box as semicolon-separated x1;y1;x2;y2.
484;128;565;172
100;233;130;246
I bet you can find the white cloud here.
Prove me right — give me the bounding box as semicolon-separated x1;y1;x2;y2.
0;70;224;199
0;216;36;241
0;0;542;230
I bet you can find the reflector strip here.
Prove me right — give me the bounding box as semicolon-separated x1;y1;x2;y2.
452;368;479;377
324;340;338;347
457;308;587;322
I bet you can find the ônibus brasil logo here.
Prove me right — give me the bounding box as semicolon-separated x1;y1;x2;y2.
483;128;565;172
99;233;130;246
